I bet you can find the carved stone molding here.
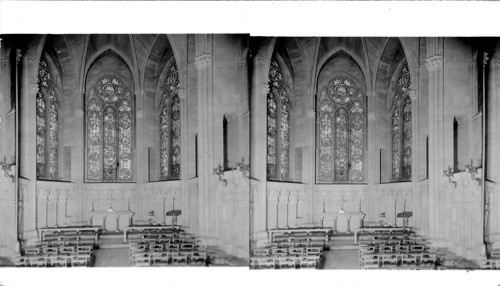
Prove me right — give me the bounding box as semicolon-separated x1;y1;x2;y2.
30;83;39;95
409;90;418;101
467;58;476;70
308;108;316;118
483;52;490;67
178;88;187;99
1;56;7;66
425;55;442;72
136;109;144;119
16;49;22;63
25;54;33;65
260;83;270;96
194;54;211;71
75;108;84;117
368;110;375;120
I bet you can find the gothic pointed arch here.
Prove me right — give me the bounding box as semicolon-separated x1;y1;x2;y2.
391;64;412;181
316;50;367;184
266;55;292;181
84;50;135;182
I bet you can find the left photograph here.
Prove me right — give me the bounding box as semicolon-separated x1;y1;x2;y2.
0;34;250;267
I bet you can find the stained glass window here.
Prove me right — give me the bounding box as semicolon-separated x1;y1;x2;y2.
86;75;134;182
391;64;412;181
317;76;365;183
159;64;181;180
36;60;59;180
266;59;290;181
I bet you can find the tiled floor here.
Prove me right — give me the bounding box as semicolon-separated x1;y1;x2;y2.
94;248;130;267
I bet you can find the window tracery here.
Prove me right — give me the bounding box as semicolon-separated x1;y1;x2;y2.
86;75;134;182
317;76;365;183
391;64;412;181
159;64;181;180
36;60;59;180
266;59;290;181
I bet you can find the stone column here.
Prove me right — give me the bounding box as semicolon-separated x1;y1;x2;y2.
75;107;84;223
136;108;144;221
367;109;376;221
426;54;444;246
178;86;188;227
250;55;269;247
194;35;214;244
409;83;419;229
307;107;316;226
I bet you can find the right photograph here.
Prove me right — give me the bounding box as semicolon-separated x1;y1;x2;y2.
249;37;499;270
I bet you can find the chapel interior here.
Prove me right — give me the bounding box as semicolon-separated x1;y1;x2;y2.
1;36;500;270
0;34;250;267
249;37;500;270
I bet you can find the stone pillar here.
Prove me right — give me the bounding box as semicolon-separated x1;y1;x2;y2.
367;108;376;221
409;86;419;229
307;107;316;226
178;86;188;227
426;53;444;246
136;107;144;221
194;35;214;244
250;54;269;247
75;107;84;223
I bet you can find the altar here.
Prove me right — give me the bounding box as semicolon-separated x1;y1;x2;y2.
319;210;365;234
88;210;135;232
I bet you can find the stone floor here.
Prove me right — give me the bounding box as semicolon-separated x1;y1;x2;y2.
94;248;130;267
323;238;360;269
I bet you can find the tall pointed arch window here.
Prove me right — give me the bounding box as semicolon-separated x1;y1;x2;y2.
391;64;412;181
317;76;366;183
36;60;59;180
266;59;290;181
86;75;134;182
159;64;181;180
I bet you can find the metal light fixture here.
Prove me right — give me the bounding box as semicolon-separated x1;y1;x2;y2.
443;165;457;188
213;164;227;186
0;155;15;183
236;158;250;179
465;159;481;184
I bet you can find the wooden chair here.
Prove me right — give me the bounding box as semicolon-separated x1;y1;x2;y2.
277;257;295;269
305;247;321;256
254;248;269;257
133;253;151;267
272;248;288;257
181;243;195;251
289;247;305;256
151;252;170;266
172;252;188;264
14;257;29;267
24;248;41;256
192;251;207;264
30;257;48;267
60;246;76;255
50;256;68;267
43;247;59;256
299;256;317;269
150;244;164;252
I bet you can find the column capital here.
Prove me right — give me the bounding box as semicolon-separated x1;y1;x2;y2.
409;90;418;101
425;55;442;72
194;54;211;71
256;56;265;65
16;49;22;63
30;83;39;95
467;58;476;70
25;53;33;65
75;108;84;117
260;83;270;96
136;109;144;119
368;110;376;120
308;108;316;118
178;88;187;99
483;52;490;67
1;56;7;65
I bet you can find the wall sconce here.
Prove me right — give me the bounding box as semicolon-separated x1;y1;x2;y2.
465;159;481;184
443;165;457;188
0;155;15;183
213;164;227;186
236;158;250;179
